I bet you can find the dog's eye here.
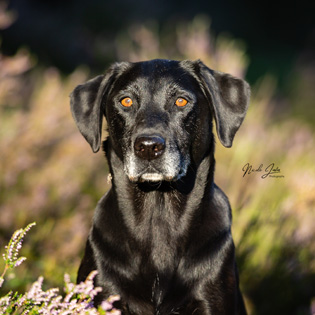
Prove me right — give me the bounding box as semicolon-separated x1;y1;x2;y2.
120;97;133;107
175;98;188;107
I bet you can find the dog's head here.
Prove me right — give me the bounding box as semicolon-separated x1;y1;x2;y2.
70;59;250;183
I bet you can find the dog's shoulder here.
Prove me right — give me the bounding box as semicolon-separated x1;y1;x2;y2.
92;189;121;230
210;183;232;226
212;183;230;206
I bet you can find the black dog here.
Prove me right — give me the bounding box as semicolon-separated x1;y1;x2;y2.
70;59;250;314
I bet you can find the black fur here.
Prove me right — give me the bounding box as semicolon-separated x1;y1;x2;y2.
70;59;250;314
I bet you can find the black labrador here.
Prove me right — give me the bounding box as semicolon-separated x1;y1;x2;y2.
70;59;250;315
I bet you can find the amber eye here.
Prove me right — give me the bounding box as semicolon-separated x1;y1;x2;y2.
175;97;188;107
120;97;133;107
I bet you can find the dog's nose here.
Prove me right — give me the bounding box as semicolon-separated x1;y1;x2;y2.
134;135;166;160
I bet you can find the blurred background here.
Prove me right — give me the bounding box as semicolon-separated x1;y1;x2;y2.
0;0;314;314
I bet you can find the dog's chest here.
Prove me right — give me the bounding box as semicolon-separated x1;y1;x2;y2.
140;191;182;270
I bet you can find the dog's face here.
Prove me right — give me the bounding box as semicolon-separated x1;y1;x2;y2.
105;60;212;182
70;59;250;183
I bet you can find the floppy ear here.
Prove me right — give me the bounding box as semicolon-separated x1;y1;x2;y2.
70;63;126;152
70;75;105;152
197;60;250;148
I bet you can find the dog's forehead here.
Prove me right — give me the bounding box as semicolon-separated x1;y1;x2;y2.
115;59;198;92
134;59;184;76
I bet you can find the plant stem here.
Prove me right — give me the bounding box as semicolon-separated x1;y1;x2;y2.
1;264;9;279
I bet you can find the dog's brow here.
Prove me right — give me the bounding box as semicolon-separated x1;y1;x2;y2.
120;83;141;95
167;83;181;92
165;83;197;102
166;82;189;95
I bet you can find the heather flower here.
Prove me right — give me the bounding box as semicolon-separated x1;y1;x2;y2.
0;224;121;314
65;270;102;302
101;295;121;313
0;270;121;314
2;222;36;269
1;222;36;288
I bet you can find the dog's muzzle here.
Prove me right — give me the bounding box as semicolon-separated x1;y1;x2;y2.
125;134;189;183
132;135;166;182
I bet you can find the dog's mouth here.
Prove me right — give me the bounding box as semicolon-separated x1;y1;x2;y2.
129;171;174;183
127;165;176;183
139;173;164;182
128;167;188;183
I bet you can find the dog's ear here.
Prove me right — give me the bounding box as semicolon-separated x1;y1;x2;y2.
70;63;127;152
196;60;250;148
70;75;105;152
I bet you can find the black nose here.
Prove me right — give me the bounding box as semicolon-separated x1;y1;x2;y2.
134;135;166;160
